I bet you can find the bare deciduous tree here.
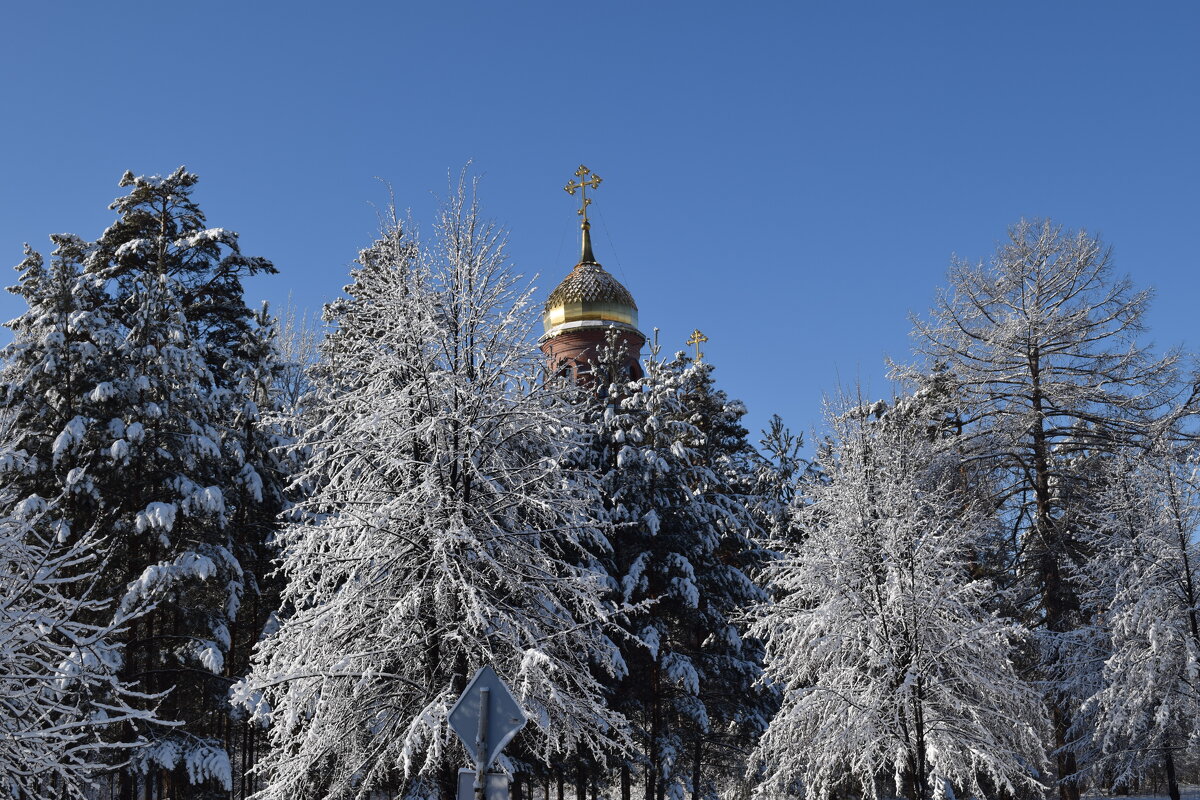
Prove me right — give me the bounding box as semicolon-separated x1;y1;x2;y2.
897;218;1197;800
273;296;322;420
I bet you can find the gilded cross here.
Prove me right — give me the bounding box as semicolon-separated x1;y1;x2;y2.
686;329;709;362
564;165;602;223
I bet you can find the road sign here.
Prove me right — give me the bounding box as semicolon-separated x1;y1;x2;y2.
458;769;509;800
448;665;527;771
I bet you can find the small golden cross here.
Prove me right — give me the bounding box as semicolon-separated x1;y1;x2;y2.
564;165;602;223
686;329;709;362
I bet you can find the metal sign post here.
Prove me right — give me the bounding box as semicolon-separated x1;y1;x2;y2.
475;687;490;794
448;666;528;800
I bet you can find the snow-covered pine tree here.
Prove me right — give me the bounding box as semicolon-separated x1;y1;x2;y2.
1079;445;1200;800
897;219;1196;800
0;237;114;557
90;167;277;381
0;169;285;797
82;167;287;798
593;343;769;800
237;177;629;800
750;397;1047;800
0;242;161;800
0;254;219;793
88;258;237;795
670;353;773;800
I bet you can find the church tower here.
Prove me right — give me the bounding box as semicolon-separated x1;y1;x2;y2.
540;166;646;382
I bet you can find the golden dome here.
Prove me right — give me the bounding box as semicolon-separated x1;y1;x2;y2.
542;222;639;335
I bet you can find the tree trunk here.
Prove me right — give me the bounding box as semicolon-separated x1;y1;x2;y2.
912;683;930;800
438;760;457;800
1051;703;1081;800
1164;746;1181;800
691;736;702;800
1030;356;1082;800
621;762;631;800
118;740;136;800
1165;475;1200;654
645;663;660;800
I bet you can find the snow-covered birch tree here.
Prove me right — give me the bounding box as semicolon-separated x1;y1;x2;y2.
0;486;161;800
237;176;629;800
751;397;1047;800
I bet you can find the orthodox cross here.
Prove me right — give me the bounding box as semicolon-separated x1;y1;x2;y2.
687;329;709;362
565;165;602;223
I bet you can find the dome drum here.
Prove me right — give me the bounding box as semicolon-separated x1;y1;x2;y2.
540;325;645;382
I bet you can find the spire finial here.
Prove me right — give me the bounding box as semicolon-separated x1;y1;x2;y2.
687;329;709;362
565;165;602;264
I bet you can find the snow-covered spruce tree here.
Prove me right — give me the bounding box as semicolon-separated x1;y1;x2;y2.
896;219;1196;800
592;342;770;800
1078;445;1200;800
750;397;1047;800
0;169;285;797
237;178;629;800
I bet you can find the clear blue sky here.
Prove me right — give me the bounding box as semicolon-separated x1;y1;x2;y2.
2;2;1197;443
